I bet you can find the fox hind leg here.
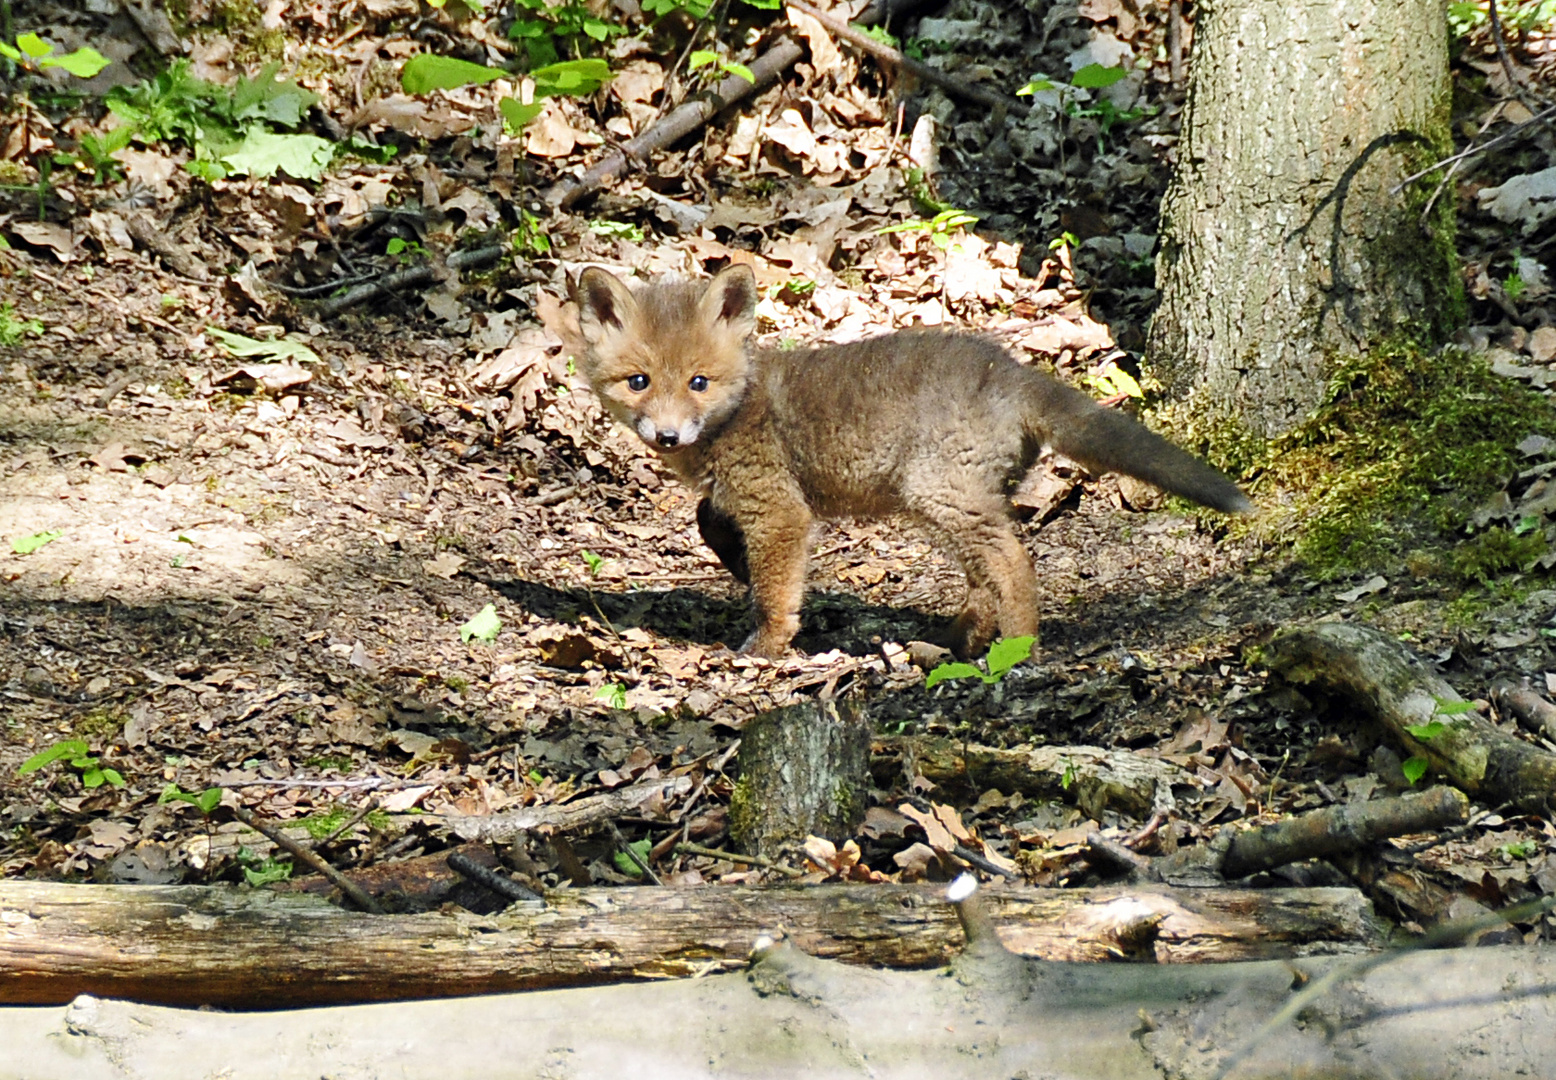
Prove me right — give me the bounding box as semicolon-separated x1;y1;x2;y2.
912;495;1039;659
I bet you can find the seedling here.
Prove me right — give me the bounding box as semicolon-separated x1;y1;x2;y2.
0;302;44;345
925;636;1037;689
688;50;754;84
0;34;110;78
595;682;628;709
18;739;125;789
158;783;223;815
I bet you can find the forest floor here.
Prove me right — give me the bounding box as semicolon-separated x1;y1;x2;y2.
2;0;1556;942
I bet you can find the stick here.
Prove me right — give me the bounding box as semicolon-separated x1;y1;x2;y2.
544;38;806;209
231;806;385;915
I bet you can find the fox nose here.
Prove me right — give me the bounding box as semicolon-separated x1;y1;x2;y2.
656;429;680;448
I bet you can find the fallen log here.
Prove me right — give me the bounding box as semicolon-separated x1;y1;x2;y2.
1264;621;1556;810
0;879;1383;1008
0;918;1550;1080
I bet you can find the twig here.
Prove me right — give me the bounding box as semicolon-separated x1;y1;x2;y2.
675;841;805;878
952;842;1018;880
609;822;663;885
446;850;545;903
317;245;505;317
231;805;385;915
544;38;805;209
1393;100;1556;191
785;0;1028;117
318;796;381;846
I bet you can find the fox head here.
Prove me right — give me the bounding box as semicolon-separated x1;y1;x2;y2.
572;264;758;452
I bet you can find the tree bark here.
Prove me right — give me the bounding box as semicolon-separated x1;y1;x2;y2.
1150;0;1460;440
0;879;1383;1008
2;937;1552;1080
732;698;871;857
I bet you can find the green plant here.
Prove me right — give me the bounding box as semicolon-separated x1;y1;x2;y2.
236;848;292;886
925;636;1037;689
158;783;222;815
595;682;628;709
400;54;611;133
386;236;427;262
0;34;109;78
516;209;553;254
18;739;125;789
612;837;652;878
1017;63;1151;152
105;59;332;180
588;218;643;243
509;0;628;67
688;50;754;85
0;302;44;345
878;207;981;251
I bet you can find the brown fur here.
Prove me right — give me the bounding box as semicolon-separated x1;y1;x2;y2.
572;264;1252;659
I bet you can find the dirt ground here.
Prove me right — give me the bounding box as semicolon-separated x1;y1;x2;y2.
2;0;1556;938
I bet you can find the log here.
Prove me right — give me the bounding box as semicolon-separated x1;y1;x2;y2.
1;932;1551;1080
1265;622;1556;809
0;879;1384;1008
872;737;1192;819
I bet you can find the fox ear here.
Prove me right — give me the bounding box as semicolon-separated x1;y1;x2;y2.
574;267;637;343
697;264;757;338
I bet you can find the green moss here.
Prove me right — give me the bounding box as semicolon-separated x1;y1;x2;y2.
74;705;127;742
727;775;756;848
1256;342;1556;579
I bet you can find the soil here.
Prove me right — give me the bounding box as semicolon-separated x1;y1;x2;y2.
1;0;1554;937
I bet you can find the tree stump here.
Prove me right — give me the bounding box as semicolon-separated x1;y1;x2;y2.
730;697;870;857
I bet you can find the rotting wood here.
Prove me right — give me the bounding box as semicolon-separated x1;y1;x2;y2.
872;736;1192;819
1491;677;1556;743
731;697;871;857
1264;622;1556;810
0;879;1384;1008
1217;785;1469;879
436;775;694;844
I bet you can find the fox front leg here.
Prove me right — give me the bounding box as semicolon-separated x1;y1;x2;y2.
733;500;813;658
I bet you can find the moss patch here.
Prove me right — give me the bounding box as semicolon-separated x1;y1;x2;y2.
1255;342;1556;579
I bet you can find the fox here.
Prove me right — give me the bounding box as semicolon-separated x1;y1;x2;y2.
570;263;1252;659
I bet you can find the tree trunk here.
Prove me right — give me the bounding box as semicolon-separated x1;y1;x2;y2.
3;939;1552;1080
0;880;1383;1008
1150;0;1460;441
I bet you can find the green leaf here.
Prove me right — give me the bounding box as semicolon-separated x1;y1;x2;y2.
1094;363;1143;399
1401;755;1429;785
985;635;1037;678
220;129;334;180
1070;63;1128;89
531;59;612;97
401;54;506;94
207;328;322;364
613;838;652;878
19;740;90;775
925;662;985;689
1017;77;1056;96
688;50;717;70
12;529;62;555
232;63;320;126
582;550;605;576
460;603;503;643
595;682;628;709
15;33;53;59
0;42;20;62
498;97;545;131
42;46;112;78
242;858;293;886
1432;697;1476;716
1404;720;1446;741
722;62;755;84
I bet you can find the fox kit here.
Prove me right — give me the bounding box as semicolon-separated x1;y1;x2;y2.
572;264;1251;659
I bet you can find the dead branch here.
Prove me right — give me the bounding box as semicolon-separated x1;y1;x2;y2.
435;775;694;844
1491;677;1556;743
785;0;1030;116
543;39;806;210
0;879;1382;1008
1264;622;1556;810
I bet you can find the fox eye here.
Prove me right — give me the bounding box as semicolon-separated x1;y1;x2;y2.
688;375;709;392
626;373;650;392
